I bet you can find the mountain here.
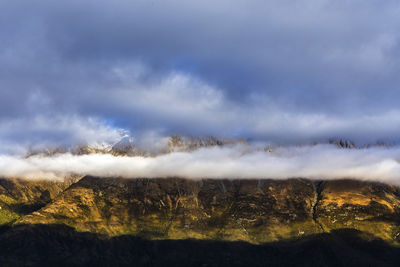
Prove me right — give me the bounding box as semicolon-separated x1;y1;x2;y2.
24;135;245;158
0;176;80;225
19;177;318;241
0;176;399;266
12;177;400;245
168;135;241;152
110;136;136;156
24;136;396;161
329;139;356;149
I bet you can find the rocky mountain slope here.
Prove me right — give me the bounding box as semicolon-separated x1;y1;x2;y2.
6;176;399;245
0;176;80;225
0;176;399;266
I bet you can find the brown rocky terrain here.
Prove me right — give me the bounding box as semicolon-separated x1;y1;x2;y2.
11;176;400;245
0;176;80;225
0;176;399;266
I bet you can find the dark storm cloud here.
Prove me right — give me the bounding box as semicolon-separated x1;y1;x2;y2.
1;0;400;150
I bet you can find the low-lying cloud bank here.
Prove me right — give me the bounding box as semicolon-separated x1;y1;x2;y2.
1;144;400;184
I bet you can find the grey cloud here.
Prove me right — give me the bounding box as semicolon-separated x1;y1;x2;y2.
0;115;125;154
1;0;400;147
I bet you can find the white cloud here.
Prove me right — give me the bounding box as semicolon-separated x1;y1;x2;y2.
2;144;400;184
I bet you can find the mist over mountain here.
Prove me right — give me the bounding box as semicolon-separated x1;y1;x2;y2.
3;0;400;265
0;136;399;184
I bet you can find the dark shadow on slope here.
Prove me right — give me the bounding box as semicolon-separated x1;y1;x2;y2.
0;224;399;267
7;202;48;215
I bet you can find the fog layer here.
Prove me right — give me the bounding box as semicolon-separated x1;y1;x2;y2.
1;144;400;184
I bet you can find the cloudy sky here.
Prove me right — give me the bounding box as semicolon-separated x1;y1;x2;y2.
2;0;400;152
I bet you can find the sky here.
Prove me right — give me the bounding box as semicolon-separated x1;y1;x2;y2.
2;0;400;152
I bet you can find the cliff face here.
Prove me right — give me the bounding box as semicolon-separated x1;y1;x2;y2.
15;176;400;244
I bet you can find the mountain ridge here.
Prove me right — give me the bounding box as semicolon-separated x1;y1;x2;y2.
7;176;400;245
24;136;395;158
